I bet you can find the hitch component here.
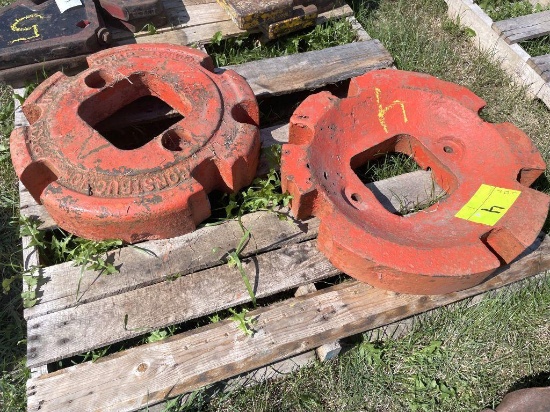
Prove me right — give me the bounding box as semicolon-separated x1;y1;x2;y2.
216;0;343;40
98;0;167;33
281;69;549;295
11;44;260;243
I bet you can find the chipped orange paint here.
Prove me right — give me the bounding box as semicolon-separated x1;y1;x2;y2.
10;44;260;243
281;69;549;295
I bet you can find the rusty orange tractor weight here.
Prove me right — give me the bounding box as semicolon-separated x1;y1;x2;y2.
281;69;550;295
11;44;260;243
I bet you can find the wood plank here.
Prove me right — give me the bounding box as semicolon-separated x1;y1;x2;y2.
27;237;550;412
295;283;342;362
16;89;49;378
529;53;550;82
26;239;340;367
25;209;320;320
225;40;393;98
130;350;319;412
110;1;234;43
25;169;441;367
445;0;550;108
493;11;550;44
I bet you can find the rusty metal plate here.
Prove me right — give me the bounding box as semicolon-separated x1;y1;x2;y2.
281;69;550;295
11;44;260;243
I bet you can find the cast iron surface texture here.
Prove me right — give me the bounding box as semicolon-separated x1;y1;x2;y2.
281;69;550;295
11;44;260;243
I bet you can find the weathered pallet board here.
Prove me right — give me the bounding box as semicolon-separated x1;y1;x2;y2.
529;53;550;82
25;166;443;368
445;0;550;108
27;235;550;412
493;10;550;44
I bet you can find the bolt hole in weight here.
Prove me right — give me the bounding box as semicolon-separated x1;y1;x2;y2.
350;193;361;202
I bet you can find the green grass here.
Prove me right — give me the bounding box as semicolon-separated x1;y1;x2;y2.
205;18;357;67
473;0;550;56
185;275;550;412
354;153;421;185
477;0;539;21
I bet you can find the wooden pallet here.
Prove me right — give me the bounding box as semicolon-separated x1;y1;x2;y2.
445;0;550;108
15;12;550;412
15;19;396;411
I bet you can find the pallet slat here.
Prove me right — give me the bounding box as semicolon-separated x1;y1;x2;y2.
27;236;550;412
493;10;550;44
224;40;392;98
26;169;439;367
27;239;339;367
529;53;550;82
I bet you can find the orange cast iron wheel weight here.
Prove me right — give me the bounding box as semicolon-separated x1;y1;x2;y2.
281;69;550;295
11;44;260;243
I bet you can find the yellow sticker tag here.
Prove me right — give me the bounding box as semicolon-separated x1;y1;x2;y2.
455;184;521;226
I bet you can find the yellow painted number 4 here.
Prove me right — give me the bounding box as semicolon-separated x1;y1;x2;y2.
455;184;521;226
375;87;408;133
10;14;44;44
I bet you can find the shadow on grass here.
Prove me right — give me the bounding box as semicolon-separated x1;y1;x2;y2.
0;203;28;411
531;173;550;233
509;371;550;391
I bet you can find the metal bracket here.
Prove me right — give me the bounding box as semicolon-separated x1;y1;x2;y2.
216;0;343;39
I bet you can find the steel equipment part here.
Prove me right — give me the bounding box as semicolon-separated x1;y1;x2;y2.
0;0;105;72
11;44;260;243
216;0;343;40
98;0;167;32
99;0;163;22
281;69;549;295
